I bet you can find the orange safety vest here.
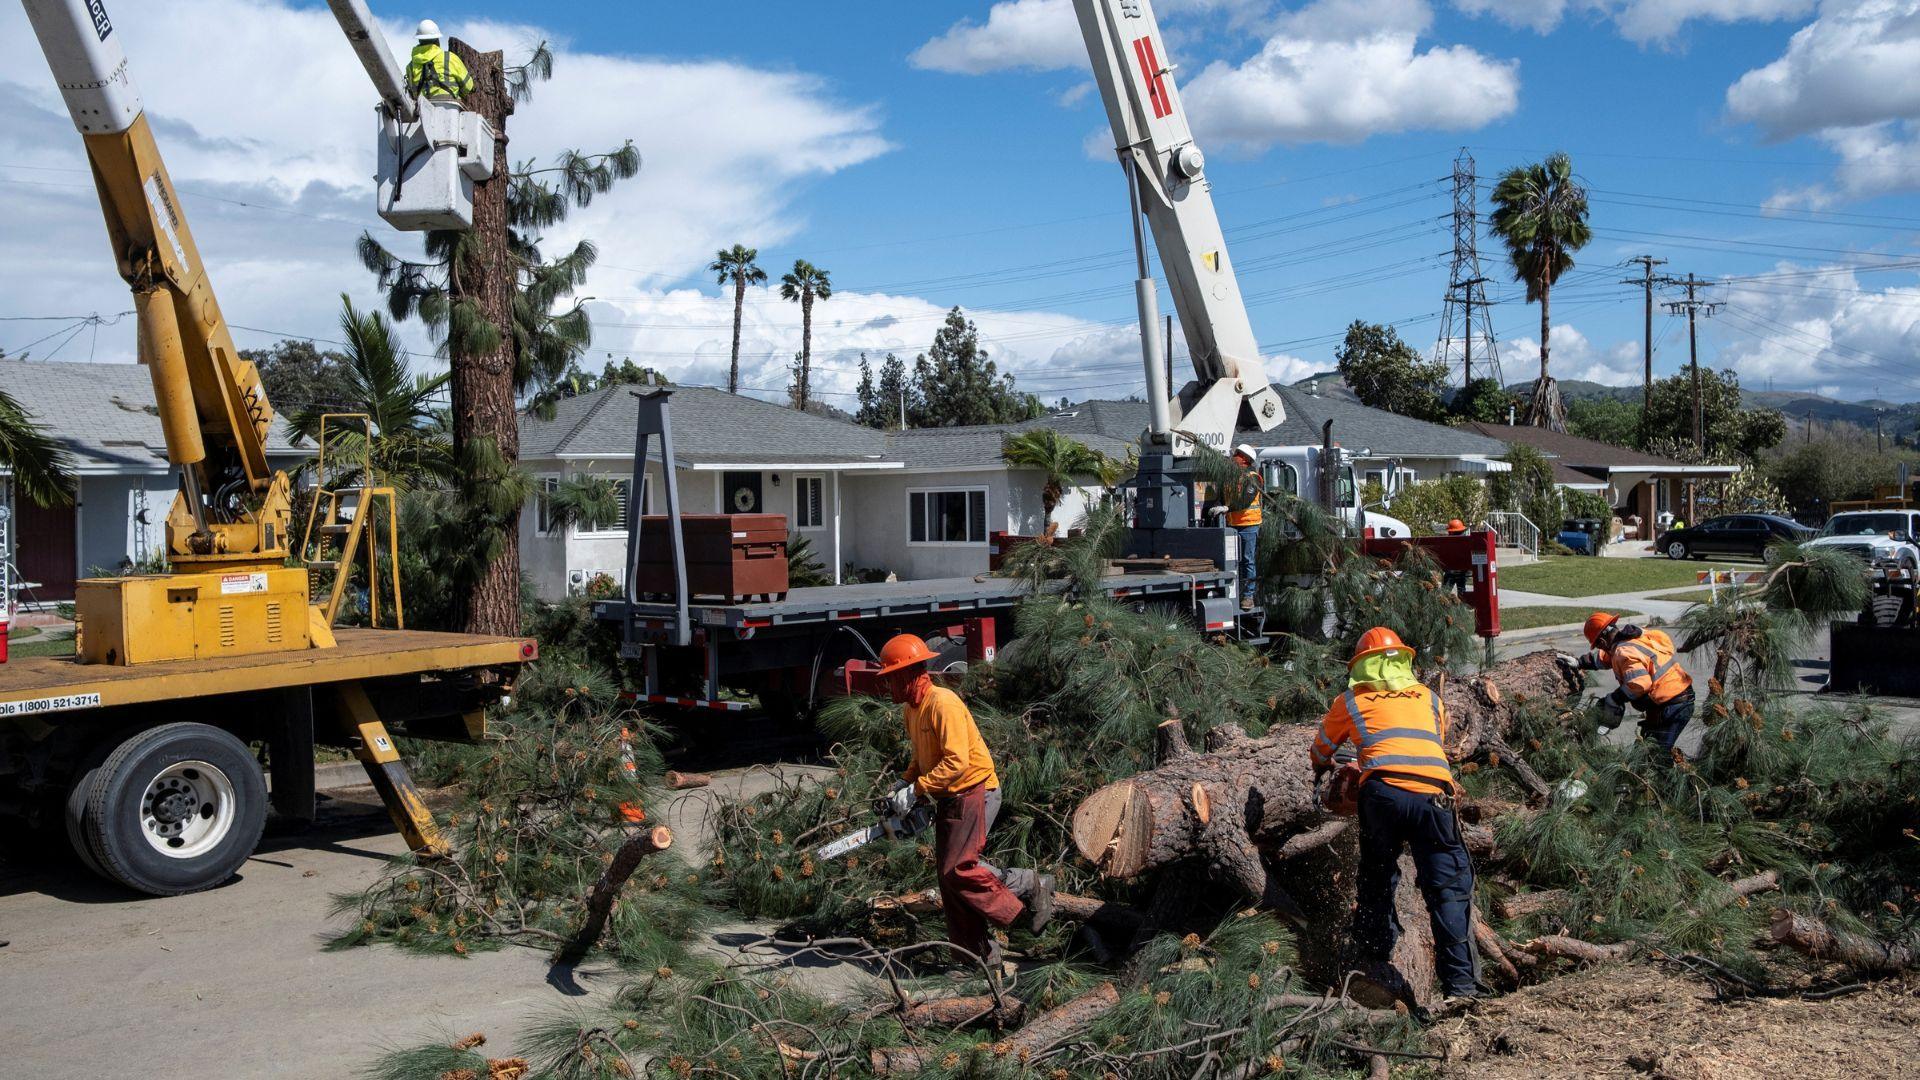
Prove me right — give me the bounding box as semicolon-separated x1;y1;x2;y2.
1226;467;1263;528
1310;683;1455;796
1595;628;1691;705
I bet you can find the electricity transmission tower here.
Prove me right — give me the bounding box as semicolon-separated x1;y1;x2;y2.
1434;148;1502;389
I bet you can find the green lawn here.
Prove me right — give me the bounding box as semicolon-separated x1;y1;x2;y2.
1499;605;1642;631
9;635;74;658
1649;588;1718;605
1501;556;1726;597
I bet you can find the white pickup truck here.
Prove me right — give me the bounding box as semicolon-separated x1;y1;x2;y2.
1807;509;1920;626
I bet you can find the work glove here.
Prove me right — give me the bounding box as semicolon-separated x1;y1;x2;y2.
1554;652;1583;672
882;783;919;820
1206;505;1229;520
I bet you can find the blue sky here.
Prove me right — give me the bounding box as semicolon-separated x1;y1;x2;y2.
3;0;1919;408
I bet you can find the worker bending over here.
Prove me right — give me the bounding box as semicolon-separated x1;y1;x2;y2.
877;634;1054;973
1560;613;1694;754
1310;628;1478;1002
406;20;474;100
1206;444;1265;610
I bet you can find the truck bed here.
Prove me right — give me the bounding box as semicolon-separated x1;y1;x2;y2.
0;629;533;713
598;570;1236;633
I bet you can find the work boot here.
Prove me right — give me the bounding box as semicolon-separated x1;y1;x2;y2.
1028;873;1056;932
1240;595;1255;611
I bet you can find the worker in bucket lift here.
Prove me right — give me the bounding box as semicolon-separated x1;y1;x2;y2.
876;634;1054;977
1205;444;1265;610
406;20;474;100
1557;612;1695;755
1310;627;1479;1004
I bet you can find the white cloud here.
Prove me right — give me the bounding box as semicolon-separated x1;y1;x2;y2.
1452;0;1811;42
0;0;890;373
1713;263;1920;397
1724;0;1920;204
1181;30;1519;148
909;0;1083;75
1726;0;1920;138
1497;326;1642;387
583;288;1156;407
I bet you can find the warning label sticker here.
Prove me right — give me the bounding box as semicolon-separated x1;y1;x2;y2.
0;693;103;718
220;572;269;595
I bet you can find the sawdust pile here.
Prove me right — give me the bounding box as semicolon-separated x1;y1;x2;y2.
1430;963;1920;1079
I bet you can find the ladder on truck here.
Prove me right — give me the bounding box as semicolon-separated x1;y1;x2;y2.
300;413;405;628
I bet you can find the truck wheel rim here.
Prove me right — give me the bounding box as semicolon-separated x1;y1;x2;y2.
140;761;237;859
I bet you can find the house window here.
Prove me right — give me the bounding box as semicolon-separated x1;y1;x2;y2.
795;474;825;530
908;487;988;545
535;476;560;536
578;476;644;537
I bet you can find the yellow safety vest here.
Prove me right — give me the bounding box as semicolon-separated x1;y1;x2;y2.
406;44;474;99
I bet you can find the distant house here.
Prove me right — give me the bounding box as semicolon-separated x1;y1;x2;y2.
1464;423;1741;525
517;385;1512;598
0;360;305;603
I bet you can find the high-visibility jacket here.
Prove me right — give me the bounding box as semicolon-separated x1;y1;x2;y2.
1227;467;1263;527
1311;682;1455;796
902;684;999;798
1584;627;1691;706
407;43;474;99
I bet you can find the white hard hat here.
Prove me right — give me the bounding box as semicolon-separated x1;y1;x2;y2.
415;18;441;40
1233;443;1258;462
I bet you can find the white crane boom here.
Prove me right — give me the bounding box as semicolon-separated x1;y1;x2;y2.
325;0;417;123
1071;0;1283;454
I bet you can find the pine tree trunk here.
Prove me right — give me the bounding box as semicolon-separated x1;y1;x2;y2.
728;277;744;394
448;41;521;637
798;292;813;411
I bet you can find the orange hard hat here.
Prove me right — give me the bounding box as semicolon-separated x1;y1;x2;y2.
1349;626;1412;668
1583;611;1620;646
1446;519;1467;534
875;634;938;675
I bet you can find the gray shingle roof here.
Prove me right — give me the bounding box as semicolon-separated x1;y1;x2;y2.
0;359;301;471
520;385;894;466
1016;391;1510;459
886;423;1134;469
1462;423;1718;471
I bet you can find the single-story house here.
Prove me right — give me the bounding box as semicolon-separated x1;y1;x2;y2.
518;384;1514;598
0;359;306;603
1464;423;1741;527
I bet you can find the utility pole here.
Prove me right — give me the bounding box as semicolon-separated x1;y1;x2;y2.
1659;272;1718;454
1622;256;1666;413
1877;408;1884;453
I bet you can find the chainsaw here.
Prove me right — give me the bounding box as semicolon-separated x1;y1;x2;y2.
814;786;933;861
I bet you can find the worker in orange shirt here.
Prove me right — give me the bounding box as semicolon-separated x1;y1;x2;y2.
1310;627;1478;1002
1205;443;1265;610
875;634;1054;973
1559;613;1695;754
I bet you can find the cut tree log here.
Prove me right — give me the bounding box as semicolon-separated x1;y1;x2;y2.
663;770;711;790
868;982;1120;1075
867;994;1026;1029
1496;888;1571;921
554;825;673;965
1770;908;1917;974
1523;935;1634;964
875;886;1145;932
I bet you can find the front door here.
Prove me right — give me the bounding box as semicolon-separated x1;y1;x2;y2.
721;471;764;516
15;497;78;602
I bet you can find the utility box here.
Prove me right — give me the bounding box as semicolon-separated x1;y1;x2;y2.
375;98;494;231
75;568;313;665
634;514;790;602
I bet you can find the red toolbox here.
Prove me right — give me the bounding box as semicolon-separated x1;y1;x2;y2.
634;514;790;601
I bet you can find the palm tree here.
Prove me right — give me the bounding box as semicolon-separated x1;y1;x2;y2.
709;245;766;395
291;295;452;491
1001;429;1108;534
1489;152;1590;430
0;387;72;507
779;259;832;411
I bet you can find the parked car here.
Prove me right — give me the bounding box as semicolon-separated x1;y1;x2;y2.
1657;514;1813;560
1805;509;1920;569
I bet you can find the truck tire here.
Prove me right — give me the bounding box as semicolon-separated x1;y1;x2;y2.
72;723;267;896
